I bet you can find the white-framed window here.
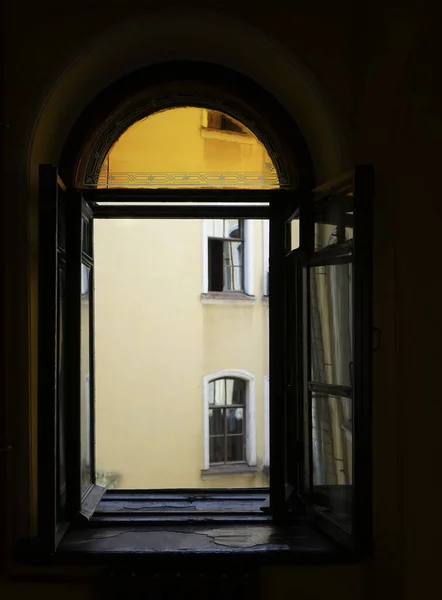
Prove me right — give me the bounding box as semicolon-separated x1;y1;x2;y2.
202;370;256;470
202;219;254;296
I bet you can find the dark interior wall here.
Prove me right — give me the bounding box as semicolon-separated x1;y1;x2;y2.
1;3;441;599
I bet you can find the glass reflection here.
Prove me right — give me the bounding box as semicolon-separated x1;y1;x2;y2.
314;195;353;252
57;267;67;519
290;219;300;250
227;408;244;434
209;408;225;435
310;263;353;387
223;240;243;291
81;263;92;491
209;437;224;463
312;393;353;531
227;436;244;462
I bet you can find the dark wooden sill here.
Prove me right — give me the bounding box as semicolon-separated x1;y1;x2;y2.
18;519;353;569
15;492;358;571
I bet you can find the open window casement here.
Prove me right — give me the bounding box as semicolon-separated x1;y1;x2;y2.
38;166;105;552
37;163;372;555
66;188;105;522
283;166;374;552
38;165;70;551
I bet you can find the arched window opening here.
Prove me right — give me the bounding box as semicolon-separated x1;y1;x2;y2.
93;107;279;189
37;59;372;557
202;370;257;473
208;377;247;465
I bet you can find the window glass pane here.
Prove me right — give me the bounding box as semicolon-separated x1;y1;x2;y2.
227;435;244;462
80;264;92;491
229;241;243;267
236;381;246;405
314;194;353;251
264;376;270;469
225;379;234;404
209;437;225;464
57;266;67;519
226;408;244;434
310;263;353;387
224;265;243;291
311;393;353;532
212;379;225;405
224;219;241;239
94;219;269;488
345;211;354;242
290;218;300;251
225;378;246;405
88;107;280;189
209;408;225;435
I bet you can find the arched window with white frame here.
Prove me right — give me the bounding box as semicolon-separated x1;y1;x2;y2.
202;370;256;471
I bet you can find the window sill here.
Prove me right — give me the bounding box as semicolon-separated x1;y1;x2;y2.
201;292;256;305
17;519;354;571
16;493;358;572
201;464;258;477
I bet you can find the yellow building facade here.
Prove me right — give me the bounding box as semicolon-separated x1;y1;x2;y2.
90;107;277;489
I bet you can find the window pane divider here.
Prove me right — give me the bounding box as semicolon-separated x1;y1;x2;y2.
308;254;353;267
91;205;270;219
308;240;353;264
308;382;352;398
81;188;295;202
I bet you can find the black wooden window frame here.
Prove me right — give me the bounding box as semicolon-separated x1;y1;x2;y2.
36;166;373;559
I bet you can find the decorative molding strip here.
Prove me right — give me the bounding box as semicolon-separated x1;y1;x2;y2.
89;171;281;188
